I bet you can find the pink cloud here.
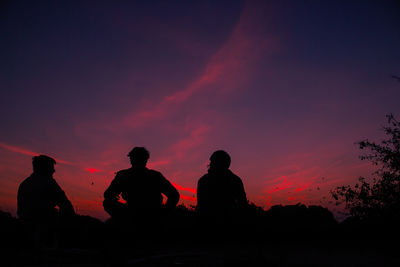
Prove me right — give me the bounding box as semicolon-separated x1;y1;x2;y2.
103;2;277;131
147;159;171;169
170;124;211;159
295;181;314;192
266;176;294;193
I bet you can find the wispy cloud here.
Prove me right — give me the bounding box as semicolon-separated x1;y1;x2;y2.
0;142;37;156
0;142;74;165
147;160;171;169
103;2;277;131
170;124;211;159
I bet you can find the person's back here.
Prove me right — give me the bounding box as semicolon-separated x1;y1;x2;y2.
18;174;64;220
197;150;247;223
103;147;180;221
197;169;246;215
104;167;178;214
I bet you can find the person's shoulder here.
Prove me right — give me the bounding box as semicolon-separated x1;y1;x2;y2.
228;170;243;183
146;169;165;179
20;175;31;184
147;168;161;175
199;173;210;180
19;174;38;187
116;168;132;176
18;176;31;190
198;173;210;184
114;168;133;180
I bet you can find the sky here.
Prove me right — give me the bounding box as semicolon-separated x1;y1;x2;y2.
1;0;399;221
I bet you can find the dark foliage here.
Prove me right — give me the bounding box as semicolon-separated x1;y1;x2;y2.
332;114;400;221
0;210;21;248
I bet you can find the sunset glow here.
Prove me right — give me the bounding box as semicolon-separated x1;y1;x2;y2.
1;0;399;221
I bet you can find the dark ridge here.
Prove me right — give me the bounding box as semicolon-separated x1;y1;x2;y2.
2;203;400;266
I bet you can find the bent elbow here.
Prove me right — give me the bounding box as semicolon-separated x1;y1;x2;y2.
104;189;113;200
171;190;180;206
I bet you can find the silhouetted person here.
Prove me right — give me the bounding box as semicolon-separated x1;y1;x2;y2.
17;155;75;247
197;150;248;224
17;155;75;220
103;147;180;224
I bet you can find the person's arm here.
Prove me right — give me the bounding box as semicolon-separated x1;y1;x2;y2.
104;173;123;200
159;174;180;209
196;178;204;212
51;179;75;216
17;182;27;219
235;178;248;207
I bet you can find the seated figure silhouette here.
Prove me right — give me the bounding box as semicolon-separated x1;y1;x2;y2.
103;147;180;224
197;150;248;224
17;155;75;220
17;155;75;248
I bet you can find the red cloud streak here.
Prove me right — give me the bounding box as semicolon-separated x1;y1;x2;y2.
180;195;197;202
171;182;197;194
85;168;101;174
0;142;38;157
0;142;73;165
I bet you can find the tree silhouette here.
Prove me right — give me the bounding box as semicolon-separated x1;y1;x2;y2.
332;114;400;219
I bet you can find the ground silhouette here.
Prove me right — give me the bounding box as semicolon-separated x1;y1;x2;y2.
2;203;400;266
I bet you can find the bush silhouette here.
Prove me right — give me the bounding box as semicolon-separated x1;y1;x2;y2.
331;114;400;221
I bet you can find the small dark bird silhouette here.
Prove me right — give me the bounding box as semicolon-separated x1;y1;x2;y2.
391;75;400;82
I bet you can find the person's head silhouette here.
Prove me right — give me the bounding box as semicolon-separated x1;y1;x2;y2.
128;147;150;169
32;155;56;176
209;150;231;172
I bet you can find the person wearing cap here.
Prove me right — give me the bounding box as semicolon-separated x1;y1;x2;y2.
103;147;180;222
197;150;247;223
17;155;75;220
17;155;75;248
